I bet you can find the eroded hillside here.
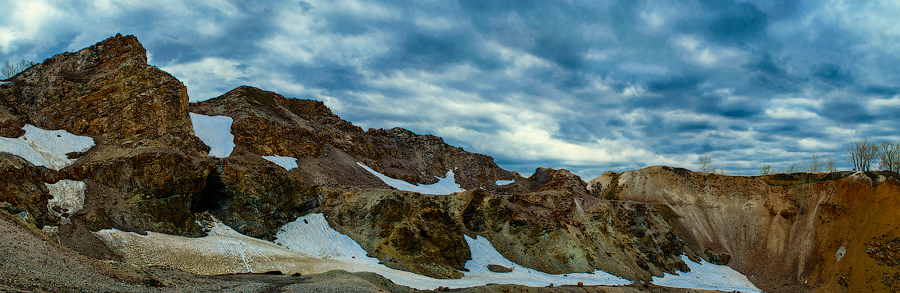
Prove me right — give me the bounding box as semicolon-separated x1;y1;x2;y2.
593;166;900;292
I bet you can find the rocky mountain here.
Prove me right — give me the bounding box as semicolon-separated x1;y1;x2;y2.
1;34;898;293
189;85;520;191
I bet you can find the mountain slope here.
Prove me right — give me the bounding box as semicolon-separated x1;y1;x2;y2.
190;86;521;191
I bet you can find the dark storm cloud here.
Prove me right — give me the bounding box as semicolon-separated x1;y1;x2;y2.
811;63;855;85
696;1;769;44
820;99;877;124
2;0;898;178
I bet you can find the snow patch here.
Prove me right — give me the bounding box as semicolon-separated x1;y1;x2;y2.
263;155;299;170
95;212;759;291
356;162;465;194
652;255;762;293
0;124;94;171
189;113;235;158
46;180;86;219
275;213;630;290
495;179;515;186
94;215;351;276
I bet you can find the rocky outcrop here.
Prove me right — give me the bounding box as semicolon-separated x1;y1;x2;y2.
0;34;216;238
0;35;321;242
201;148;320;240
322;190;471;279
319;168;693;281
190;86;520;191
0;34;206;153
596;166;900;293
0;153;58;228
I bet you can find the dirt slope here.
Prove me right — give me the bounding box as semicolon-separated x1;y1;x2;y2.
596;166;900;292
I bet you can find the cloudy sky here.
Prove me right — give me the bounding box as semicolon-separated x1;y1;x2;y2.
2;0;899;178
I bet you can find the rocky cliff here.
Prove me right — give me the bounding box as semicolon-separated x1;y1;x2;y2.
593;166;900;293
0;35;319;243
190;86;520;191
1;34;213;240
322;167;694;281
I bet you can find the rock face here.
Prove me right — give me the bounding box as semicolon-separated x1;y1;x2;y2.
0;153;58;228
0;34;212;238
598;166;900;293
320;168;693;281
0;35;319;242
202;148;320;240
322;190;472;279
0;34;204;153
190;86;520;191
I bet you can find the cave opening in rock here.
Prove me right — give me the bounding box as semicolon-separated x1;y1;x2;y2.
192;173;229;213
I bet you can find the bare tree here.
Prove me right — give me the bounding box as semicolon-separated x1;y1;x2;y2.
878;141;900;173
1;59;35;80
787;162;800;173
809;154;823;173
760;164;773;175
825;156;838;173
845;139;878;171
697;156;713;172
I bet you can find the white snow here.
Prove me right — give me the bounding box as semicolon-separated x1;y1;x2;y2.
0;124;94;171
46;180;86;219
189;113;235;158
652;255;762;293
274;213;630;290
94;215;352;276
263;155;299;170
357;162;465;195
495;179;515;186
95;212;762;291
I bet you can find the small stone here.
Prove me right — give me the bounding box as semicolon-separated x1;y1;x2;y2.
487;264;513;273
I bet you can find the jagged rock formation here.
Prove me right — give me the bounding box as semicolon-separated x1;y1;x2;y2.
190;86;520;191
321;168;693;281
0;153;58;228
0;34;204;153
0;35;319;242
0;34;212;239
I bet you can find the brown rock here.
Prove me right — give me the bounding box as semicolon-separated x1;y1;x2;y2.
487;264;513;273
0;153;58;227
190;86;521;191
0;34;206;153
201;148;319;240
322;190;470;279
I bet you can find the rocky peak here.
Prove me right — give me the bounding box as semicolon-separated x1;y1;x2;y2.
497;167;589;197
191;86;520;190
0;33;204;153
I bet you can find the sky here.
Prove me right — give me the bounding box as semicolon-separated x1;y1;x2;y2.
2;0;899;179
